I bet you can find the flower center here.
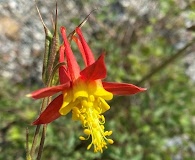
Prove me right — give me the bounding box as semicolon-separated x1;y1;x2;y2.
59;79;114;152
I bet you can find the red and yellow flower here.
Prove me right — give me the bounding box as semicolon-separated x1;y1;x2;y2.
27;26;146;152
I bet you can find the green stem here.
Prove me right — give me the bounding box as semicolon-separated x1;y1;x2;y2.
136;39;195;85
36;124;47;160
30;97;48;158
29;3;59;159
26;128;32;160
30;125;40;158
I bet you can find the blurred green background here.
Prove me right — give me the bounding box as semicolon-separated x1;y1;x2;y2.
0;0;195;159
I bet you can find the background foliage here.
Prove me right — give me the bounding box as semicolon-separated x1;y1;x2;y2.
0;0;195;159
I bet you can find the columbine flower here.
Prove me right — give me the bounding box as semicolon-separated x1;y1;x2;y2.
27;26;146;152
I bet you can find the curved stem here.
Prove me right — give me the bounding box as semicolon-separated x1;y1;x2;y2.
36;124;47;160
30;97;48;158
26;128;31;160
136;39;195;85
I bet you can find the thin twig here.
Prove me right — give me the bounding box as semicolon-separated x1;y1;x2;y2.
36;125;47;160
30;2;58;159
46;2;59;85
136;39;195;85
30;96;48;157
67;8;98;41
30;125;41;157
26;128;31;160
35;2;58;159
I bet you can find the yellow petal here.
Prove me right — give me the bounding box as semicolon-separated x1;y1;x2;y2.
98;97;111;113
59;103;73;115
59;98;78;115
73;79;88;101
94;87;113;100
62;90;73;108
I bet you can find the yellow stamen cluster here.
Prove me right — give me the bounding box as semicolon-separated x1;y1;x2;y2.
72;95;114;153
59;79;114;152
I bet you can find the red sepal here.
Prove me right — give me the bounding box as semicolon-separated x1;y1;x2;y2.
61;26;80;81
76;27;95;66
102;82;146;95
73;36;87;66
32;94;63;125
80;54;106;80
59;46;71;84
29;83;70;99
59;66;71;84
